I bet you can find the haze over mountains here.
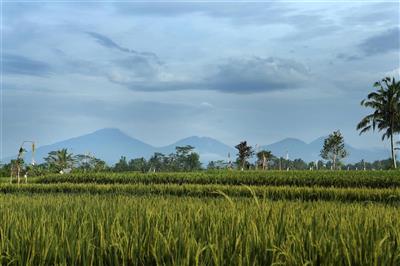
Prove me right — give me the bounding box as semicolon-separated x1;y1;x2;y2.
5;128;391;165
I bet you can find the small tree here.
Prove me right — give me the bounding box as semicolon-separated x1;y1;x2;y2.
128;157;148;173
148;152;166;172
235;141;254;171
207;160;227;170
320;131;348;170
114;156;129;172
186;152;202;171
256;150;273;170
174;146;201;171
74;153;106;172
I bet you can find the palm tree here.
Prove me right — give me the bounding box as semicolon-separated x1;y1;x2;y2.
235;141;254;171
357;77;400;169
44;148;75;172
256;150;273;170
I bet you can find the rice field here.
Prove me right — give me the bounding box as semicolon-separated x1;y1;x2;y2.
0;170;399;265
35;170;400;188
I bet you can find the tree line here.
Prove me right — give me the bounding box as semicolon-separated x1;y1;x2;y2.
0;146;202;176
0;76;399;176
222;76;400;170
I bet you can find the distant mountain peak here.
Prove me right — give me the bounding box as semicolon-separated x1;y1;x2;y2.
2;129;390;164
90;128;126;135
95;127;121;132
180;136;215;140
272;137;307;145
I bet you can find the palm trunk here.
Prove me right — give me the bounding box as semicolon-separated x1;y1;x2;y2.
390;133;397;169
263;156;266;170
333;154;336;170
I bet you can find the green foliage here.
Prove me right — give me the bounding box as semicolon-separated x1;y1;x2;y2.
36;170;400;188
173;145;202;171
112;147;201;172
320;130;348;169
113;156;129;172
357;76;400;168
0;183;400;203
345;158;400;170
207;160;227;170
148;152;167;171
235;141;254;170
43;148;74;172
256;150;274;170
1;169;400;264
0;162;11;177
0;195;398;265
128;157;148;173
74;154;107;172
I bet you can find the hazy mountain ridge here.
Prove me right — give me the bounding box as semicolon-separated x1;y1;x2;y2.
261;136;389;163
3;128;391;164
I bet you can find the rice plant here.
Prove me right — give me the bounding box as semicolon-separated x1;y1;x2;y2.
0;195;398;265
35;170;400;188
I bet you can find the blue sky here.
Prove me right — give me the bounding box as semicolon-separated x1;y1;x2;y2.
1;1;400;159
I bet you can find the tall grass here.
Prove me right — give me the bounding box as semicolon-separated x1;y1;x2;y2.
2;171;400;265
0;183;399;203
35;170;400;188
0;195;398;265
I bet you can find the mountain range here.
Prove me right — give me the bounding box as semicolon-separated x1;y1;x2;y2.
3;128;391;165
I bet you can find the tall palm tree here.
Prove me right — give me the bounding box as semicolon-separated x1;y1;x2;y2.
235;141;254;171
357;77;400;169
44;148;75;171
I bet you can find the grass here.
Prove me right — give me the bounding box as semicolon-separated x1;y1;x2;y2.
0;183;400;203
1;170;400;265
34;170;400;188
0;194;399;265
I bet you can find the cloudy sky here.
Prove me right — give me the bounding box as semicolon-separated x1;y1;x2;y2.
1;0;399;159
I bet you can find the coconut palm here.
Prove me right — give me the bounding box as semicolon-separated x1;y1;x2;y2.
44;148;75;172
356;77;400;169
235;141;254;171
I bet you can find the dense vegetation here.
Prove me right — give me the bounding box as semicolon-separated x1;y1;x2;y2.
0;183;399;203
0;169;399;264
0;195;398;265
34;170;400;188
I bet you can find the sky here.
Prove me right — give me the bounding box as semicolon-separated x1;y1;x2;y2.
1;0;400;159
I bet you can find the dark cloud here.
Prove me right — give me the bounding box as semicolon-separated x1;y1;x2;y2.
359;27;400;56
3;54;52;76
110;80;199;92
206;57;310;93
336;53;362;62
86;31;127;51
86;31;161;63
112;56;159;78
335;27;399;62
109;56;310;94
